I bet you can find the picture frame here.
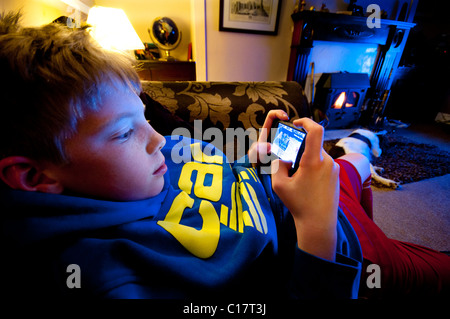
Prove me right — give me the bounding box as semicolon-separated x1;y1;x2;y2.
219;0;282;36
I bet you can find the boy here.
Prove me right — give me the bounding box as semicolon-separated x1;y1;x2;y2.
1;12;448;299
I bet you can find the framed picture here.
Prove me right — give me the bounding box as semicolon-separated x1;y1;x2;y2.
219;0;281;35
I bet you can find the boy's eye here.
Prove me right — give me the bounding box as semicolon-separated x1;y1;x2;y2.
115;128;134;141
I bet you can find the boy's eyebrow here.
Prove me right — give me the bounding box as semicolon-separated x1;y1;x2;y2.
96;112;138;133
92;103;146;133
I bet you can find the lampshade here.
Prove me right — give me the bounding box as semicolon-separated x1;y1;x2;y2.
87;6;144;51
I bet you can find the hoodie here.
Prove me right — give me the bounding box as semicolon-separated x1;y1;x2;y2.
1;136;362;299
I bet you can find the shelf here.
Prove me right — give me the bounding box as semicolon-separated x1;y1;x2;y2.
136;60;196;81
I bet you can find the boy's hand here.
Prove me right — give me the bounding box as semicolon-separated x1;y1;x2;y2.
248;110;288;167
271;118;339;261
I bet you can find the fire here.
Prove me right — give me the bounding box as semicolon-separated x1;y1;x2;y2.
332;92;346;109
332;91;355;109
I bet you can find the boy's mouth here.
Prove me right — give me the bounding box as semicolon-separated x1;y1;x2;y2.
153;161;167;176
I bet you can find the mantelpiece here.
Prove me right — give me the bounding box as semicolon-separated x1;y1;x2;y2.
287;11;415;125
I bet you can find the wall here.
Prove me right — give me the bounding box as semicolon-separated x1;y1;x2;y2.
91;0;297;81
2;0;66;26
95;0;192;62
2;0;95;26
2;1;415;83
190;0;207;80
205;0;296;81
193;0;414;81
1;0;298;81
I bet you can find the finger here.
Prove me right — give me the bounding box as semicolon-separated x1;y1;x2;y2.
259;110;289;142
262;110;289;130
249;142;271;165
292;118;324;163
257;142;272;164
271;158;291;179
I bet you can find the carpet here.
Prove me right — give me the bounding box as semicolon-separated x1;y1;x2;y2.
324;134;450;187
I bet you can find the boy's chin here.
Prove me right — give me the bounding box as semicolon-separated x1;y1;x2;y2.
137;175;166;201
118;185;165;202
143;181;165;200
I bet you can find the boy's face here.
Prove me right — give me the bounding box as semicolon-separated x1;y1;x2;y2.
46;81;167;201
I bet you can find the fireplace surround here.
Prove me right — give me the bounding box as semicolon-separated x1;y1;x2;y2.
287;10;415;127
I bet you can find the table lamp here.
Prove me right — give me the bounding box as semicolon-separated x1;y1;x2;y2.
87;6;144;54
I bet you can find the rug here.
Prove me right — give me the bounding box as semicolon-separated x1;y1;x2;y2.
324;134;450;187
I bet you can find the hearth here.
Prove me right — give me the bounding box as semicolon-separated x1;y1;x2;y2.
313;72;370;129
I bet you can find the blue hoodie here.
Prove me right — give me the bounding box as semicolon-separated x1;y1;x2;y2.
1;136;362;299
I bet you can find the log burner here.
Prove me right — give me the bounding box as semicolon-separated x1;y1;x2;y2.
313;72;370;129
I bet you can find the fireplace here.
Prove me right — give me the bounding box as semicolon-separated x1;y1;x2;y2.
287;11;416;126
313;72;370;129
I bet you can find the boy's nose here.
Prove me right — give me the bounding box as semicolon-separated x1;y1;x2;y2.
155;132;166;151
147;129;166;154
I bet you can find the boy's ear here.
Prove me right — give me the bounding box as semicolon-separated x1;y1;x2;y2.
0;156;64;194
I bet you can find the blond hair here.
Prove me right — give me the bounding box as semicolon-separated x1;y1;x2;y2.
0;11;141;164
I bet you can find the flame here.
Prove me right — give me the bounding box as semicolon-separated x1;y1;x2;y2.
332;91;355;109
332;92;346;109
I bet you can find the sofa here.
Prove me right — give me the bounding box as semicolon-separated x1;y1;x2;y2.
140;81;311;159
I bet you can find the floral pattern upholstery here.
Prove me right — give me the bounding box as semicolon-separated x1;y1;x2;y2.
141;81;311;132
